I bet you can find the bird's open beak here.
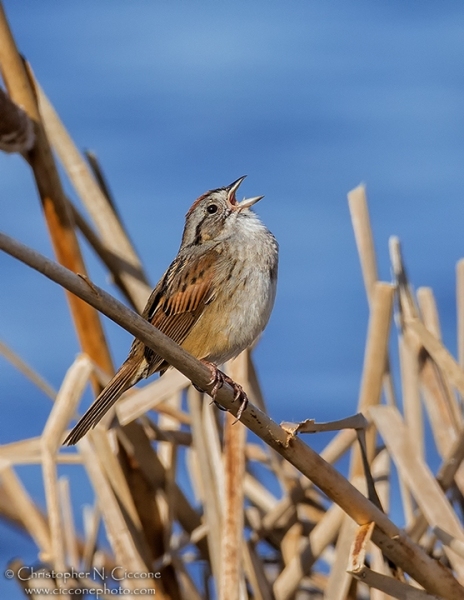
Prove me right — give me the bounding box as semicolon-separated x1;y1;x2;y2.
227;176;264;210
236;194;264;210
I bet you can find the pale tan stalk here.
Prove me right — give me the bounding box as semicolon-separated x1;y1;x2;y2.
77;435;155;592
370;405;464;579
417;286;461;429
219;353;248;600
0;339;57;400
36;84;151;312
273;503;344;600
324;508;360;600
0;463;50;558
351;282;394;475
348;184;396;406
187;387;223;583
58;477;79;569
0;86;34;152
116;370;189;426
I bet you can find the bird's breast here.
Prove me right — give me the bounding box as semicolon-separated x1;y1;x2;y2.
182;225;278;364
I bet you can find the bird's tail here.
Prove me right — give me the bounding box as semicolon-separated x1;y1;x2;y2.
64;358;143;446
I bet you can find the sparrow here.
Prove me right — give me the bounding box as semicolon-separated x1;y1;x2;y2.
65;176;278;445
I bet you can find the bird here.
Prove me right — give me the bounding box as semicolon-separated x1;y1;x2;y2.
64;176;278;445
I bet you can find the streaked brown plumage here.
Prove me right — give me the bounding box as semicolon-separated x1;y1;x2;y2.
64;176;278;445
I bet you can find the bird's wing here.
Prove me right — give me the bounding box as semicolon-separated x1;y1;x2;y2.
140;249;219;370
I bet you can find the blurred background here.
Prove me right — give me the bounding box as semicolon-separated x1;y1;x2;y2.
1;2;464;597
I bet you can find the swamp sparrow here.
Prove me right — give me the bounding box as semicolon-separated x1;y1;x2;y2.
65;176;278;445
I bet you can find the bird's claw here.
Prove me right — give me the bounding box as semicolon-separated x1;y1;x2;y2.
199;362;248;422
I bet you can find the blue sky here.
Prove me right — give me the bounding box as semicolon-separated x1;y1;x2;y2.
1;2;464;597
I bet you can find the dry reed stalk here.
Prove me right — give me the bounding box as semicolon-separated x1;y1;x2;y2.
143;421;191;445
84;150;119;214
400;296;464;401
0;86;34;152
281;413;367;435
160;437;179;570
69;202;140;310
246;353;291;491
242;540;274;600
417;287;461;429
42;355;94;452
150;523;208;572
370;405;464;580
397;338;420;527
405;318;464;457
117;370;189;426
391;238;464;494
243;473;278;513
145;402;191;426
245;443;270;462
352;570;437;600
434;526;464;559
120;421;209;561
325;509;360;600
406;425;464;546
187;387;223;584
0;339;57;400
77;436;156;594
420;359;459;459
347;522;436;600
348;184;396;407
417;287;441;338
347;521;375;577
41;448;66;573
219;353;248;600
244;352;269;412
155;386;182;560
334;280;394;596
36;84;151;312
0;5;113;386
59;478;84;590
350;281;394;473
82;503;101;570
203;398;226;507
91;433;143;528
280;521;302;567
118;429;182;600
252;427;356;543
39;356;93;571
273;503;344;600
321;427;358;463
435;426;464;490
371;449;390;519
0;438;82;466
0;463;51;558
347;185;378;301
0;439;42;464
171;555;203;600
369;451;393;600
399;336;423;458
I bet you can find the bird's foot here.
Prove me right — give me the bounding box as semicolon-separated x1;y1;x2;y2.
196;361;248;422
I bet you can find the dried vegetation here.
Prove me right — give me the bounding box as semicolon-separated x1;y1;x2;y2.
1;4;464;599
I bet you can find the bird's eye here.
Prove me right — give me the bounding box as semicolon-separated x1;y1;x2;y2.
207;204;218;214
